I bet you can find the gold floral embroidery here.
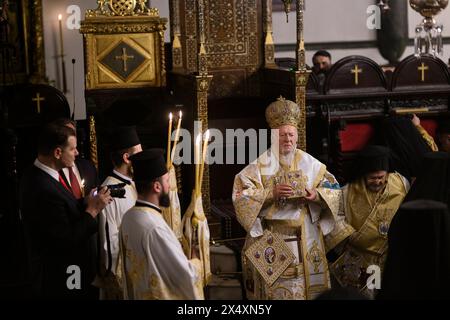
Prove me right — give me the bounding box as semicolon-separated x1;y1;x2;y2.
149;274;158;288
306;241;325;273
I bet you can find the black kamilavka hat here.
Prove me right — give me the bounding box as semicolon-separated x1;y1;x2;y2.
111;126;140;151
130;149;167;182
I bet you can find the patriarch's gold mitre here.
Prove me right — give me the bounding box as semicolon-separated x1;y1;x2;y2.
265;96;301;129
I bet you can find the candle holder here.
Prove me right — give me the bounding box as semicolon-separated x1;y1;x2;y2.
410;0;448;56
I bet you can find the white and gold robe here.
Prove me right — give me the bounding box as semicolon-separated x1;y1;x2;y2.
330;172;409;298
120;200;204;300
97;171;137;299
232;148;347;300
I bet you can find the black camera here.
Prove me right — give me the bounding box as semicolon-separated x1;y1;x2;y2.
106;183;126;198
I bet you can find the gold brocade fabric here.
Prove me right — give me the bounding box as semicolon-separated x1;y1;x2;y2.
331;173;408;297
120;206;204;300
245;230;296;287
181;191;212;287
415;124;439;152
161;166;182;240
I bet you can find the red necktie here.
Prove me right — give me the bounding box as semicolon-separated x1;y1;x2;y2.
68;167;83;199
59;172;71;193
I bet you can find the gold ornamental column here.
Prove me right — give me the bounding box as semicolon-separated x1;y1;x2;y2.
295;0;309;150
263;0;276;68
170;0;183;71
195;0;212;215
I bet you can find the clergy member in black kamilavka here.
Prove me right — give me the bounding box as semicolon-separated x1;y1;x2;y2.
381;116;432;182
20;123;112;299
378;200;450;300
404;152;450;204
96;126;142;300
329;146;409;299
119;149;204;300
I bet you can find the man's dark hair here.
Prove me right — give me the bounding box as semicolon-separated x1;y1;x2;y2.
111;146;141;167
37;123;76;156
50;118;76;129
135;177;163;195
111;149;129;167
313;50;331;61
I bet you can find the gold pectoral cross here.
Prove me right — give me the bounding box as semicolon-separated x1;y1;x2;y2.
32;92;45;114
351;65;362;85
115;47;134;72
418;62;429;82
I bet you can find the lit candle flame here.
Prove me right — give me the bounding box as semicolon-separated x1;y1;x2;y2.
58;14;62;21
80;179;85;197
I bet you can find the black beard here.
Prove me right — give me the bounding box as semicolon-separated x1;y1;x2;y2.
159;192;170;208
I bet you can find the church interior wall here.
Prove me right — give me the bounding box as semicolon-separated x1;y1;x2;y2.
40;0;450;121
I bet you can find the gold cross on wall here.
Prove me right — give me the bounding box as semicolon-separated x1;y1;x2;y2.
32;92;45;114
115;47;134;72
418;62;429;82
351;65;363;85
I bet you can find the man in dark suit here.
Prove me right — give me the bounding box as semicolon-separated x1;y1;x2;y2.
51;118;99;197
20;123;112;299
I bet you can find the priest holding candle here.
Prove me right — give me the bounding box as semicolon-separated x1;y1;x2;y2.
162;110;183;240
181;128;212;289
120;149;204;300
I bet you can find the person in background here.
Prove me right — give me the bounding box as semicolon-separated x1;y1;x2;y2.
329;146;409;299
96;126;142;300
20;123;111;299
381;116;432;182
312;50;332;75
436;121;450;153
378;200;450;300
312;50;332;88
403;152;449;204
411;114;438;151
51;118;99;199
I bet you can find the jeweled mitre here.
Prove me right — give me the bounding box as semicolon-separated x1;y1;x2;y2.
265;96;301;129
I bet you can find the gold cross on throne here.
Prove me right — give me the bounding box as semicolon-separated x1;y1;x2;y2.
351;65;363;85
32;92;45;114
115;47;134;72
418;62;429;82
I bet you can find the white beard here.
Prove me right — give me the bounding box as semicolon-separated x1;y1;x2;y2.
279;150;295;167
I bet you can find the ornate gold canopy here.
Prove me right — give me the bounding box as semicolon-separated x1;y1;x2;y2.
80;0;167;89
86;0;160;18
